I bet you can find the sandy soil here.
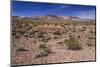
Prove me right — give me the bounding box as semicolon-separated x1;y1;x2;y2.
11;22;96;65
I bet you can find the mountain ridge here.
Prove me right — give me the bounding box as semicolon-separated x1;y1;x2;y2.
12;14;95;22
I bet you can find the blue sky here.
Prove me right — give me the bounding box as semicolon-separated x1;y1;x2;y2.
12;1;96;19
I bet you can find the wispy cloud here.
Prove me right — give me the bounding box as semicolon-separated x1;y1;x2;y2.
77;10;95;19
60;5;72;8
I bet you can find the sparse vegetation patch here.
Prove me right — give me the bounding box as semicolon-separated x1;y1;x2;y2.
64;37;82;50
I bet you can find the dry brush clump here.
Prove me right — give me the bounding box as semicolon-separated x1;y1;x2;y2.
35;50;49;58
35;43;52;58
16;47;28;52
39;44;52;54
53;31;62;35
80;26;86;32
64;36;82;50
41;37;51;42
16;45;28;52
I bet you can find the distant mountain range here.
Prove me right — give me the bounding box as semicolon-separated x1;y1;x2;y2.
12;15;95;22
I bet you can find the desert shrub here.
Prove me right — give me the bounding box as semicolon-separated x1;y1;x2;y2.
37;32;46;38
88;34;95;39
16;47;27;52
33;40;37;43
35;50;48;58
43;47;52;54
64;37;82;50
18;30;26;35
57;42;63;44
87;42;95;46
53;31;61;35
18;25;23;28
87;43;92;46
47;37;51;40
35;44;52;58
33;23;38;27
39;44;52;54
29;31;35;35
90;30;95;35
28;32;35;38
61;25;66;29
73;23;77;26
90;30;93;34
73;29;76;32
39;44;47;50
41;38;48;42
88;37;95;39
42;37;51;42
34;30;38;32
64;23;68;26
37;33;44;38
55;23;58;26
26;26;32;30
83;26;86;30
14;35;20;39
77;35;81;39
23;34;28;37
12;32;16;36
80;26;86;32
12;29;17;36
54;36;58;39
69;34;72;38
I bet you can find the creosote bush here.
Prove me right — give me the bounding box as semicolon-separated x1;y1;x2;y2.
53;31;61;35
39;44;52;54
87;43;92;46
35;44;52;58
41;37;51;42
80;26;86;32
35;50;48;58
77;35;81;39
16;47;27;52
54;36;58;39
64;37;82;50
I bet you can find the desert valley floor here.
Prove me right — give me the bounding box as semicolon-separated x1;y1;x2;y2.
11;16;96;65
